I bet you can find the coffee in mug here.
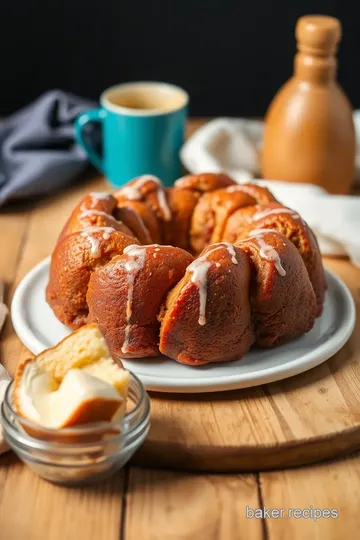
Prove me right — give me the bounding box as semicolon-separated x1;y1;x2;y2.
75;82;188;188
108;83;187;112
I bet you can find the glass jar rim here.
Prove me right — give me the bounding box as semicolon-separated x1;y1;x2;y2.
1;371;150;449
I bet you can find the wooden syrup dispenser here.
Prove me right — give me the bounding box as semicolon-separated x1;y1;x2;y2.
262;15;355;194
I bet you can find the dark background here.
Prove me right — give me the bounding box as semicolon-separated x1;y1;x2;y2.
1;1;358;117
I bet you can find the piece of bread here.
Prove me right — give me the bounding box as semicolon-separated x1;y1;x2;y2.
14;324;129;429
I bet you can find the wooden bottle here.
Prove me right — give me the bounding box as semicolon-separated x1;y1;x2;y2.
262;15;355;194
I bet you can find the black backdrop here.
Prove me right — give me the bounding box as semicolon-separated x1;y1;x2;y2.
1;1;359;116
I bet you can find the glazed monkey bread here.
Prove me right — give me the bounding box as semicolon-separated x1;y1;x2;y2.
46;174;326;366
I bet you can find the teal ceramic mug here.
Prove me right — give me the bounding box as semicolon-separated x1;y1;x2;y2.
74;81;188;188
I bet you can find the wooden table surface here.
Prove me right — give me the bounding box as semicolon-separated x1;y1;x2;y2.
1;119;360;540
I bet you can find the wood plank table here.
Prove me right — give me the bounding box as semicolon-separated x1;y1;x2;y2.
1;119;360;539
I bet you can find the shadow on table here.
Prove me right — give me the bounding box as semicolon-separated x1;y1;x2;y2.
148;334;355;404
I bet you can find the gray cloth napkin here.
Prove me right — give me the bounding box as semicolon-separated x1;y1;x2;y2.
0;90;96;207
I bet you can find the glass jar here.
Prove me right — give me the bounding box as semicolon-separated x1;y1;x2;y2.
1;372;150;486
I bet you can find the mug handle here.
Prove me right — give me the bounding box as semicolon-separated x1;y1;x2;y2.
74;108;107;172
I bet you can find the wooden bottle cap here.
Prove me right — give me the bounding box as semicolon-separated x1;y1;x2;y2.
296;15;341;55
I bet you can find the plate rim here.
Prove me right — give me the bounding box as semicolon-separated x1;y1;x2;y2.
11;257;356;393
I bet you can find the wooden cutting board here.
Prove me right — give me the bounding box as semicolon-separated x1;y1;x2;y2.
134;257;360;472
2;173;359;474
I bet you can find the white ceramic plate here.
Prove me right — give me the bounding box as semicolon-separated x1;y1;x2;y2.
11;257;355;393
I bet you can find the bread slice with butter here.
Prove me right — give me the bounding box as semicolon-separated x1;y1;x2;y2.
14;324;129;429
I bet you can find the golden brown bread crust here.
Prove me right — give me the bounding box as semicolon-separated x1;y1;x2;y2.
235;231;317;346
115;175;171;243
190;188;256;254
219;185;278;244
222;183;278;204
164;174;240;252
113;206;152;245
64;211;134;239
227;202;326;315
58;191;153;246
174;173;236;192
163;187;200;251
46;175;326;365
46;230;138;328
87;245;194;358
58;193;118;242
115;199;162;243
158;244;255;365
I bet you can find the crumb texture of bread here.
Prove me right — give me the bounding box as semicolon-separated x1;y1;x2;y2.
14;324;129;429
35;324;110;382
84;357;129;396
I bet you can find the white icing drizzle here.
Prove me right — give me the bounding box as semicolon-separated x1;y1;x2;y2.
80;192;112;211
252;207;299;221
120;176;155;200
123;243;164;254
188;259;212;326
226;185;255;194
89;191;112;199
123;244;173;259
256;237;286;277
120;175;172;221
221;242;238;264
248;228;279;236
245;230;286;277
121;245;147;354
81;226;116;256
187;243;238;326
123;244;143;255
79;209;113;220
156;187;172;221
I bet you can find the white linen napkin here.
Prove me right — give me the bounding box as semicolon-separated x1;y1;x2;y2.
0;279;10;454
181;115;360;266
